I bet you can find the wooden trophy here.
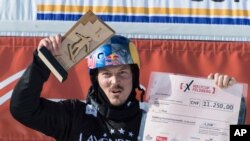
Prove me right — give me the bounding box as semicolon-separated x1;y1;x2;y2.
38;10;115;82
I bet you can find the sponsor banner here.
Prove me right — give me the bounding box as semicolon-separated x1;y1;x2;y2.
1;0;250;40
37;0;250;24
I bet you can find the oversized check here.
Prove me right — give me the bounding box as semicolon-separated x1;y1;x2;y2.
142;72;247;141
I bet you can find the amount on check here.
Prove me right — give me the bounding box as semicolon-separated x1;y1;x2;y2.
201;100;234;112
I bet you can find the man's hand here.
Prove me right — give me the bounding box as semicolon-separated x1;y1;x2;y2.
37;34;62;56
208;73;236;88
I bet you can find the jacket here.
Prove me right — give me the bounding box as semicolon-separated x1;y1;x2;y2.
10;52;143;141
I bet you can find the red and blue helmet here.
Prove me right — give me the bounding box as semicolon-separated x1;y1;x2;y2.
87;35;140;69
87;35;144;102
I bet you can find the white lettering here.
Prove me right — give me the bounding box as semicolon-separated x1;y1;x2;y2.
86;135;132;141
87;135;97;141
234;129;247;136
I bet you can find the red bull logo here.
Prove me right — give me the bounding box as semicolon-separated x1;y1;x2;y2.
107;53;119;62
106;53;121;66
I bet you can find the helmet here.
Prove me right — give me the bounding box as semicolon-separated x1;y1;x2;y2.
87;35;140;69
87;35;144;102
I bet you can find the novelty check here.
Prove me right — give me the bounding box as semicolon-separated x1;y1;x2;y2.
143;72;247;141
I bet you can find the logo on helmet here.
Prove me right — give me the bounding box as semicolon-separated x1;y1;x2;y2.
106;53;121;65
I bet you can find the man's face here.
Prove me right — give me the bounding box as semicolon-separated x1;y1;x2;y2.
97;64;133;106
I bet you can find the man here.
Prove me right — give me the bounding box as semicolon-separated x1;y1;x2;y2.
10;34;245;141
